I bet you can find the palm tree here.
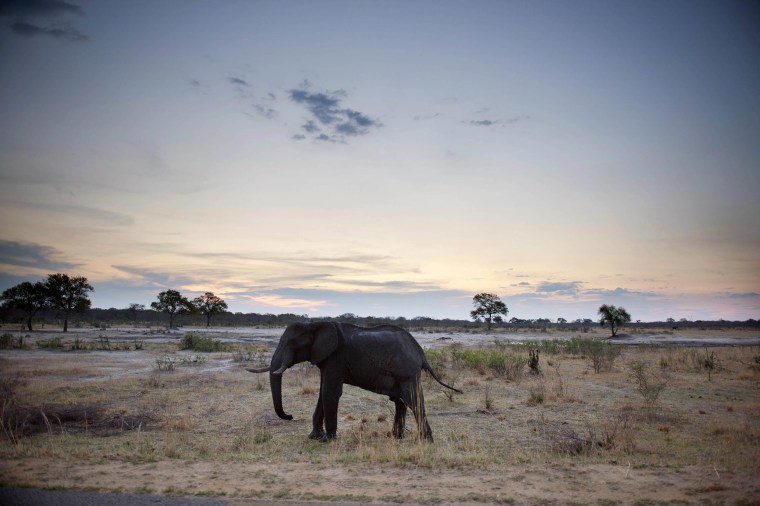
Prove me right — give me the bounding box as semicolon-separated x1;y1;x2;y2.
597;304;631;337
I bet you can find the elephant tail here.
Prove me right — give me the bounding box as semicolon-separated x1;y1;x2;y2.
422;361;463;394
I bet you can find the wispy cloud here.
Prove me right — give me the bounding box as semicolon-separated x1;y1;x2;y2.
17;202;134;227
228;76;250;88
464;114;529;128
585;287;658;298
288;82;382;143
1;0;87;41
10;19;86;41
535;281;583;297
468;119;500;127
0;240;80;270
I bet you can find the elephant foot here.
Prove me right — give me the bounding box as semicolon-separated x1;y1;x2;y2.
319;433;337;443
308;429;325;440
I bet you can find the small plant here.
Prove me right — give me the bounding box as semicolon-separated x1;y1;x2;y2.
483;385;494;411
155;355;176;371
0;333;13;349
628;360;667;410
97;335;111;350
133;339;144;350
527;387;545;406
71;337;85;350
699;348;717;381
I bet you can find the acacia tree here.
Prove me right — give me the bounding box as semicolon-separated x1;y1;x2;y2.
1;281;48;331
151;289;194;328
470;292;509;330
192;292;228;327
598;304;631;337
44;273;94;332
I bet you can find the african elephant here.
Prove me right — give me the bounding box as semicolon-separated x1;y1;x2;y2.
247;322;461;442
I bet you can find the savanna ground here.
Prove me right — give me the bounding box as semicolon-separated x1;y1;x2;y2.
1;325;759;505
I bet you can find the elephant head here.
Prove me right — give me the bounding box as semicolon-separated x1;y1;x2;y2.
247;322;340;420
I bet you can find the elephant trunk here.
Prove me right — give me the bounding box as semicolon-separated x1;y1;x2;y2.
269;343;294;420
270;372;293;420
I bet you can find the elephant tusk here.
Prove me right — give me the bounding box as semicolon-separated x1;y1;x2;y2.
272;364;288;375
246;366;270;373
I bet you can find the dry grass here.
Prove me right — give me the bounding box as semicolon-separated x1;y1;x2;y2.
0;333;759;501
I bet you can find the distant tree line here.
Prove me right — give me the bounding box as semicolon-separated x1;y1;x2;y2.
2;278;758;332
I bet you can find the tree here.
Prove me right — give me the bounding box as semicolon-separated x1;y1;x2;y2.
1;281;48;331
192;292;228;327
44;273;94;332
597;304;631;337
470;293;508;331
126;303;145;321
151;289;193;328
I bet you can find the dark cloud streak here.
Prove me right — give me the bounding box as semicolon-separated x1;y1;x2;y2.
2;0;88;41
0;240;80;270
10;19;86;41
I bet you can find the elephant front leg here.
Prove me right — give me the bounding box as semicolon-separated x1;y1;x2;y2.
308;390;325;440
320;376;343;442
391;398;407;439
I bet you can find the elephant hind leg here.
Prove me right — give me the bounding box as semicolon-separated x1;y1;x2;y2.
391;398;407;439
403;379;433;442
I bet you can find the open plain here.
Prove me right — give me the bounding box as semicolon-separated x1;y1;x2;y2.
1;324;759;505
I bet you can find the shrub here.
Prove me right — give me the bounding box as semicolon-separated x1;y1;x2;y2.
179;332;228;352
0;333;13;349
570;336;621;373
628;360;667;409
424;348;447;372
37;336;63;349
155;355;176;371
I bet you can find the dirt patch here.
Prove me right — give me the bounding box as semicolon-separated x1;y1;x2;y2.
1;458;757;504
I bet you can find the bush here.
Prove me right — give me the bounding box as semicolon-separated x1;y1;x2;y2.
452;348;526;380
424;348;447;372
628;360;667;409
37;336;63;349
0;333;13;349
179;332;228;352
570;336;621;373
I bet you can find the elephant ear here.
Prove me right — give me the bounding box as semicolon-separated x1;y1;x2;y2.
310;322;340;365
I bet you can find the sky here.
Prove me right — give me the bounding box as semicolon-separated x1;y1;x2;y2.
1;0;759;322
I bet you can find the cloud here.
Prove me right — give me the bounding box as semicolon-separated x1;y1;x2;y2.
0;240;80;270
18;202;134;227
288;84;382;142
725;292;759;299
254;104;276;119
535;281;583;296
585;287;658;298
468;119;499;127
0;0;84;17
10;19;86;40
2;0;87;41
464;115;529;127
228;76;250;88
414;113;441;121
